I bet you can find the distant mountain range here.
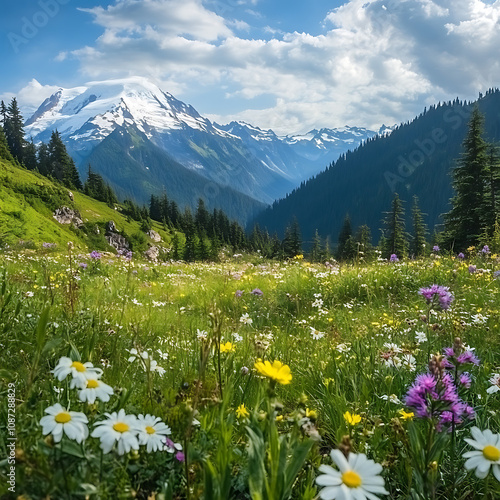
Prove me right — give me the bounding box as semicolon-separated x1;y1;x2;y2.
254;89;500;246
22;77;388;222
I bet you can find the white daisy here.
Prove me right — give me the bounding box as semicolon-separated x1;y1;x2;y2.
415;331;427;343
91;409;140;455
487;374;500;394
77;378;114;404
379;394;402;404
40;403;88;444
52;357;103;387
240;313;253;325
400;354;416;372
136;414;172;453
316;449;389;500
383;343;402;353
463;427;500;480
310;327;325;340
150;360;166;377
196;329;208;341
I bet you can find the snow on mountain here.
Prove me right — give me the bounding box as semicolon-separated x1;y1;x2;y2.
25;77;229;153
23;77;391;205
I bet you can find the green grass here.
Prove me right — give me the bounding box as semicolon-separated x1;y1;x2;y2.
0;159;171;252
1;250;500;499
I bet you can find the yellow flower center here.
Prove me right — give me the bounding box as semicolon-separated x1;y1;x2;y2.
483;445;500;462
55;412;72;424
113;422;130;433
87;379;99;389
71;361;86;372
145;426;156;435
341;470;362;488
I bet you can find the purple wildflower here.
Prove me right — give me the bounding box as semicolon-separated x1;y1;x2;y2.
251;288;264;296
79;262;88;269
456;351;480;366
482;245;490;254
433;245;440;252
175;451;185;462
90;250;102;260
459;373;472;388
389;254;399;262
457;252;465;259
405;371;474;428
125;251;133;261
235;290;244;298
494;270;500;279
468;265;476;274
419;284;454;310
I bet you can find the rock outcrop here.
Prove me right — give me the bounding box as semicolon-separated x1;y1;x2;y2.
53;207;83;227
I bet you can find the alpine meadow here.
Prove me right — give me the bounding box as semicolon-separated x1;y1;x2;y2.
2;1;500;499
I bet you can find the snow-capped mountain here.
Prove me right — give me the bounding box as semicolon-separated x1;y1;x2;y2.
23;77;389;210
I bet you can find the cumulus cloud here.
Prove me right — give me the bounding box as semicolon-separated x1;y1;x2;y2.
58;0;500;133
0;79;60;116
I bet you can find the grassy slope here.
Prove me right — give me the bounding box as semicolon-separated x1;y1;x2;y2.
0;158;172;251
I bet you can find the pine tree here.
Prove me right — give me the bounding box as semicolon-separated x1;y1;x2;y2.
37;142;50;176
0;126;14;163
4;98;26;163
383;193;408;258
48;130;82;190
337;214;352;260
24;140;38;171
195;198;210;234
310;229;323;262
171;232;180;260
182;208;196;261
411;195;427;257
0;101;6;127
282;217;302;258
355;225;372;261
444;107;490;249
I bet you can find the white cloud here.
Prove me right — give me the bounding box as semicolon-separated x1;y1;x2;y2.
53;0;500;133
0;79;60;116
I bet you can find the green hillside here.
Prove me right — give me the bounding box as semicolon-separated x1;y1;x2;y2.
0;157;171;251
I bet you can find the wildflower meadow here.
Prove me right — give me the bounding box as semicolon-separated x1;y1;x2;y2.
1;247;500;499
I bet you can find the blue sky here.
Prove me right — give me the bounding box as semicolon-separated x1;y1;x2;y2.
1;0;500;134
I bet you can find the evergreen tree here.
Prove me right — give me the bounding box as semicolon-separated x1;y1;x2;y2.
382;193;408;258
195;198;210;234
4;98;26;163
282;217;302;258
444;107;490;249
310;229;323;262
48;130;82;190
182;208;196;261
171;232;180;260
149;194;162;222
0;101;6;127
411;195;427;257
24;140;38;171
337;214;352;260
355;225;372;261
37;143;50;176
0;126;14;163
197;230;210;261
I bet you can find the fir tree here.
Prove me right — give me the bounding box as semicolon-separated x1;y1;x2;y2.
171;232;180;260
4;98;26;163
37;143;50;176
337;214;352;260
48;130;82;190
355;225;372;261
282;217;302;258
444;107;490;249
411;195;427;257
310;229;323;262
383;193;408;258
0;126;14;163
24;140;38;171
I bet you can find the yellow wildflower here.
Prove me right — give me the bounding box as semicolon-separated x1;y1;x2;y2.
343;411;361;426
398;409;414;421
236;404;249;419
220;342;235;353
254;360;292;385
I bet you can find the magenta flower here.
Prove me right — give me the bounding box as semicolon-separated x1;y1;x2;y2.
251;288;264;296
90;250;102;260
389;254;399;262
419;285;454;310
